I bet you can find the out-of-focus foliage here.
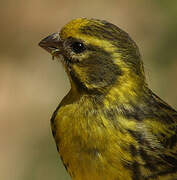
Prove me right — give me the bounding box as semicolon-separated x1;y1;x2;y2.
0;1;176;180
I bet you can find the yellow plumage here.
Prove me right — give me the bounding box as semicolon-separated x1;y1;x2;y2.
39;18;177;180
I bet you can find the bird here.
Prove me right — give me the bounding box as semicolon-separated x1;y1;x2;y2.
39;18;177;180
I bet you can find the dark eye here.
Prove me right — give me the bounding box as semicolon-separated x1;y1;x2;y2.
71;42;86;54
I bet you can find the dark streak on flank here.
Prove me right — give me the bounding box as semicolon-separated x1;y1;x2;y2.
129;144;138;157
165;133;177;149
131;161;141;180
160;154;177;168
146;167;177;179
127;131;159;171
138;148;158;172
124;144;142;180
124;143;177;179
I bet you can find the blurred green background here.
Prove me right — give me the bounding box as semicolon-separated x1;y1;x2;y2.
1;0;177;180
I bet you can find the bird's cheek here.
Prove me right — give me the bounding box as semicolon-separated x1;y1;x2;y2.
72;64;88;83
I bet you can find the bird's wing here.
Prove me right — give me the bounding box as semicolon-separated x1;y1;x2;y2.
151;91;177;150
137;91;177;179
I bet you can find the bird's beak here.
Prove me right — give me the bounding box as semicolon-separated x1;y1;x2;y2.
38;32;62;58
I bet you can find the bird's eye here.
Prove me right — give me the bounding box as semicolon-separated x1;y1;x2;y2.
71;42;86;54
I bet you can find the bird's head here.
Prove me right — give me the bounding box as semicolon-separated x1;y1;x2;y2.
39;18;146;96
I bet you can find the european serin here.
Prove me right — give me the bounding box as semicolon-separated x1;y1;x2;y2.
39;18;177;180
